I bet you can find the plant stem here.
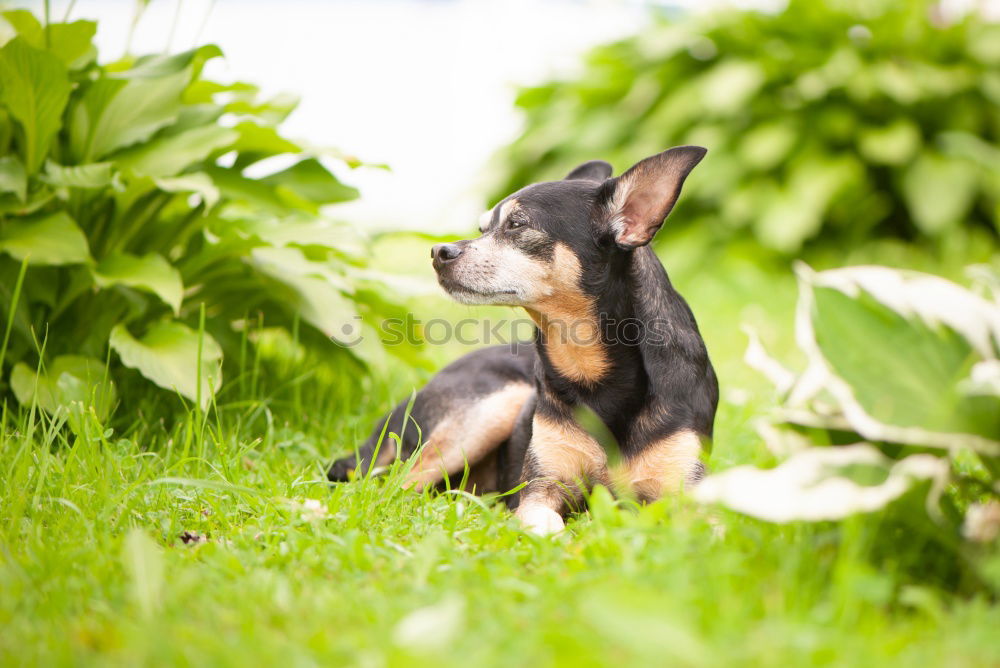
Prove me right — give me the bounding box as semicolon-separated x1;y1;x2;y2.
62;0;77;22
0;258;28;378
43;0;50;48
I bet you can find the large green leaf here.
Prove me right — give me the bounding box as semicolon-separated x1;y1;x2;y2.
45;21;97;69
858;119;920;165
229;121;300;169
0;37;70;173
262;159;360;210
250;247;357;338
804;266;1000;451
0;10;42;46
238;217;366;256
205;165;288;213
249;247;387;367
42;160;115;189
69;69;189;162
739;121;797;170
0;211;90;265
0;155;26;200
124;45;222;80
110;321;222;408
10;355;117;425
0;12;96;69
226;91;298;125
93;252;184;314
755;156;858;252
902;153;978;235
154;173;219;207
115;124;238;178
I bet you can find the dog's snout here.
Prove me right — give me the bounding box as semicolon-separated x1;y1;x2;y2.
432;243;463;264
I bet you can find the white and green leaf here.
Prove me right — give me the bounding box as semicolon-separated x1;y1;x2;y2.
792;264;1000;453
693;444;948;522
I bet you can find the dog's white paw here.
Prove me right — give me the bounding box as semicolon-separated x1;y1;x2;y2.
515;504;565;535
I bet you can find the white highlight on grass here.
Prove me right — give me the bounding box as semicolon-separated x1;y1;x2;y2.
392;596;465;651
291;498;328;522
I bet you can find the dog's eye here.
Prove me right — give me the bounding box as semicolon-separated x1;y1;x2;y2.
507;215;527;230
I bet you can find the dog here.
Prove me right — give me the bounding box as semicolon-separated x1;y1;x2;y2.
328;147;718;534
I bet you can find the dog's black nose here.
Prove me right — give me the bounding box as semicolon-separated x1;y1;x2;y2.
432;243;463;263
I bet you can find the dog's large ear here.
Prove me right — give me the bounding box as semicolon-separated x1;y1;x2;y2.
565;160;613;182
603;146;706;249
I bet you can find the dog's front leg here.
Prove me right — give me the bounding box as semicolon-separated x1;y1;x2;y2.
621;429;706;503
514;398;610;535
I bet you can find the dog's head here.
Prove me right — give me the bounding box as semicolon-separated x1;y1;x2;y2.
432;146;706;308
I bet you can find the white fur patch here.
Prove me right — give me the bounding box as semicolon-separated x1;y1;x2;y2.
605;174;632;239
515;503;565;535
478;210;493;233
498;198;519;224
444;235;554;306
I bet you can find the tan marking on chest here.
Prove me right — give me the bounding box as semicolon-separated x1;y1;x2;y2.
619;429;705;502
526;244;610;385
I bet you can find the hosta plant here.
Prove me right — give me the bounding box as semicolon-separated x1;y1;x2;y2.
492;0;1000;255
696;264;1000;558
0;9;412;422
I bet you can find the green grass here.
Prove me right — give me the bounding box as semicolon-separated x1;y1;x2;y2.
2;246;999;666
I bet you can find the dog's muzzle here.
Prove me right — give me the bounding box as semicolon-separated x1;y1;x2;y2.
431;242;464;269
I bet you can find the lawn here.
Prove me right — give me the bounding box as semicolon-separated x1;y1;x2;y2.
3;241;998;667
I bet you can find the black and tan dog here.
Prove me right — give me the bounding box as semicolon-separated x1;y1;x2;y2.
328;147;718;534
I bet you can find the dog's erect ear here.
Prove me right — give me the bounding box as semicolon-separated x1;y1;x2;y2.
603;146;706;249
565;160;613;182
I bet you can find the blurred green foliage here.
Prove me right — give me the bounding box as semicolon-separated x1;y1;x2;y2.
492;0;1000;255
0;9;415;419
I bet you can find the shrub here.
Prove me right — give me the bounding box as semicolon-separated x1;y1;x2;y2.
491;0;1000;255
696;264;1000;590
0;9;410;423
